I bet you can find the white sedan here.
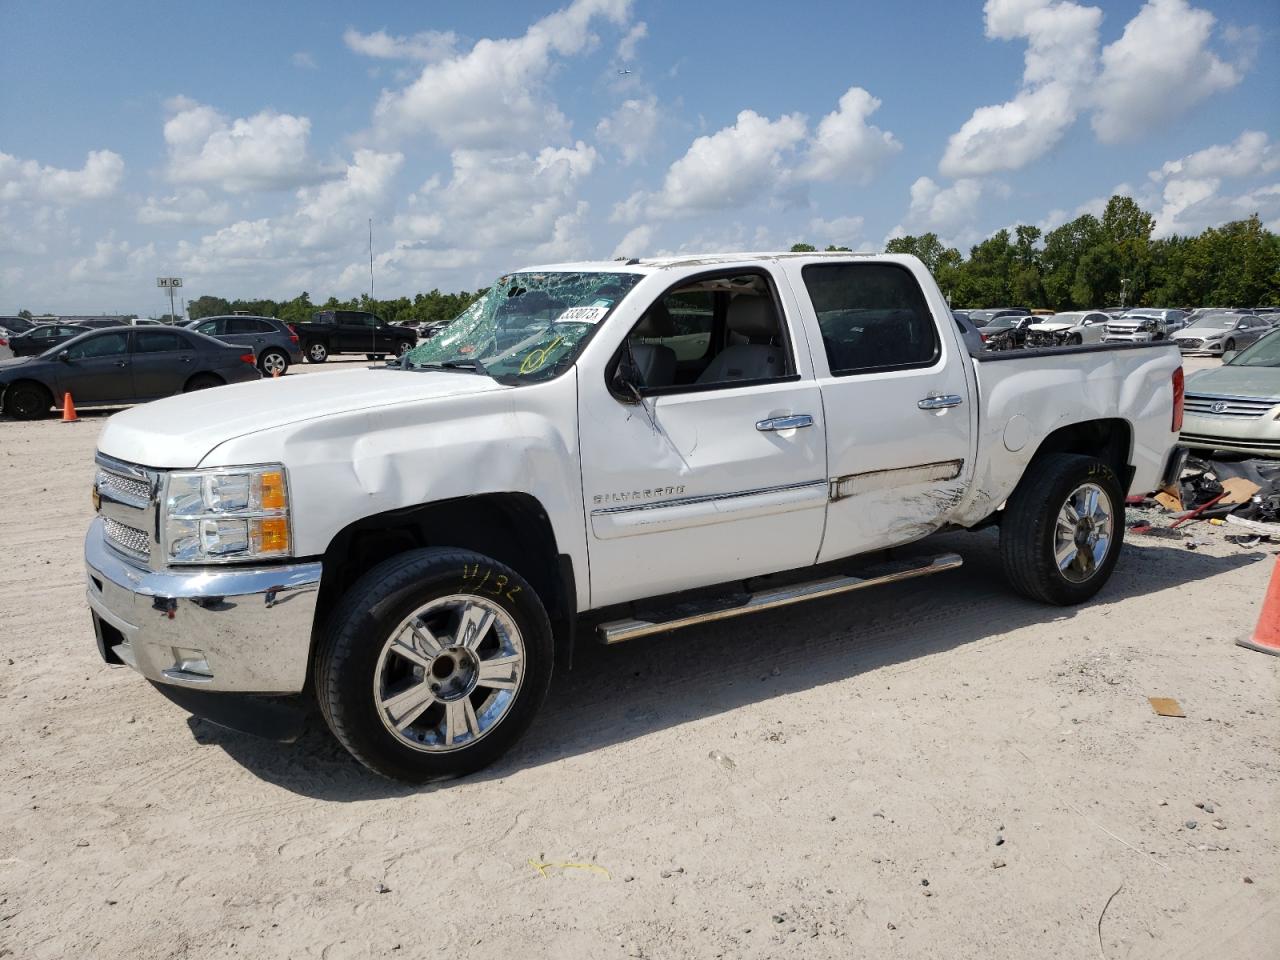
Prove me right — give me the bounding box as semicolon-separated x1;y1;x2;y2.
1025;311;1110;347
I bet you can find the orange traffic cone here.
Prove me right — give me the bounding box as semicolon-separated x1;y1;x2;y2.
1239;557;1280;656
61;392;78;423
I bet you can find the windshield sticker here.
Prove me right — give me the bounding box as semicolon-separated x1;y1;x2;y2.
555;306;609;324
590;298;614;308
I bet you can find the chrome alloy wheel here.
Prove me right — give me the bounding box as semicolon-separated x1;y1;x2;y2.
373;594;525;752
261;351;288;376
1054;482;1114;583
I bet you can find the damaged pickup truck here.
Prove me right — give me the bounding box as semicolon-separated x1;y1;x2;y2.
85;253;1186;781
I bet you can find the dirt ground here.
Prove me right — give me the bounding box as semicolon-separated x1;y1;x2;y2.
1;355;1277;960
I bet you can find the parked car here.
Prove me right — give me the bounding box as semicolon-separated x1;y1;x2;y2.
8;323;91;357
0;316;35;339
1180;329;1280;458
290;309;417;363
980;314;1035;350
967;307;1032;327
83;252;1183;781
0;326;261;420
186;314;302;376
950;310;985;354
73;318;129;329
1104;309;1187;343
1025;311;1110;347
1171;311;1270;355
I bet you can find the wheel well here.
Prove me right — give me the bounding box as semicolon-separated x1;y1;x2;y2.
1027;418;1134;489
316;493;576;667
184;372;225;390
5;379;53;407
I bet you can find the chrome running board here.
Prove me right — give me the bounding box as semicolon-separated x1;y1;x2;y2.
596;552;963;645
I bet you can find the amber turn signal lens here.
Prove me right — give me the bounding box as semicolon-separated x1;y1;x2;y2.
254;517;289;554
259;471;287;510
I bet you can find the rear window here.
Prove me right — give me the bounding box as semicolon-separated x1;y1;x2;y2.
801;263;940;375
228;317;271;334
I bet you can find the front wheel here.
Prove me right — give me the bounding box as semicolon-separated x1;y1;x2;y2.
999;453;1124;605
315;548;554;782
5;382;52;420
305;341;328;363
1068;334;1083;346
1223;339;1236;353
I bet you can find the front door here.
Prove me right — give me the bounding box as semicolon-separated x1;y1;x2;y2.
577;266;828;609
55;330;132;403
777;259;975;563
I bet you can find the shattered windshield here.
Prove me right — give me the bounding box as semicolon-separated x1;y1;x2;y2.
1229;331;1280;367
402;271;642;383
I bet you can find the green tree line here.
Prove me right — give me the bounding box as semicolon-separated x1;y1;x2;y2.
796;195;1280;310
185;289;483;326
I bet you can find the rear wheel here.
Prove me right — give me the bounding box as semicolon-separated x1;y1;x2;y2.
259;349;289;377
315;548;554;782
5;382;52;420
1000;453;1124;605
184;373;223;392
305;341;328;363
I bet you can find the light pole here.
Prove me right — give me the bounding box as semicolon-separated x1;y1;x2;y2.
1120;278;1130;310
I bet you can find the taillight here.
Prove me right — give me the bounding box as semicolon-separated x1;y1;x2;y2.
0;338;7;347
289;333;299;343
240;352;256;365
1172;366;1185;432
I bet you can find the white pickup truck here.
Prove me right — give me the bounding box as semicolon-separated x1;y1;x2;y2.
85;253;1186;781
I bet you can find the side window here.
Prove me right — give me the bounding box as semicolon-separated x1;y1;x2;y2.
196;319;224;336
67;333;129;359
621;272;793;392
228;317;268;334
134;332;184;353
801;263;940;375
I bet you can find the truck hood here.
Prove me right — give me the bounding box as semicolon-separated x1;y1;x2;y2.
98;367;509;468
1185;364;1280;400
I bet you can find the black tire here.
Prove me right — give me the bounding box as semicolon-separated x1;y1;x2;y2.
1068;334;1083;346
184;373;223;392
1224;339;1236;353
5;381;53;420
315;548;554;783
395;341;412;358
259;349;289;377
305;341;328;363
999;453;1125;605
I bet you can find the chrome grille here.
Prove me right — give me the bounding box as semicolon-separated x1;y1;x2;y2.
1184;394;1278;419
1178;339;1203;349
96;468;151;507
103;516;151;558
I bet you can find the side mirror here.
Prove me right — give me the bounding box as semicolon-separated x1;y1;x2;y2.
1222;351;1237;363
609;351;644;405
57;350;70;363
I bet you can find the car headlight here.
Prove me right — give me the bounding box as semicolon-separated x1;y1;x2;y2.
162;465;291;563
1137;321;1153;332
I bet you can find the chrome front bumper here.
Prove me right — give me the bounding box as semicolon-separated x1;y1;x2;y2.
85;517;322;693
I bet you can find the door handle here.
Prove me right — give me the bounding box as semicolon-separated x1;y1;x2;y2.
756;414;814;432
917;395;964;410
114;360;127;367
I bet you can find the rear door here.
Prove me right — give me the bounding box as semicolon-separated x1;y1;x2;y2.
130;330;197;397
225;317;270;353
55;331;132;403
779;259;974;563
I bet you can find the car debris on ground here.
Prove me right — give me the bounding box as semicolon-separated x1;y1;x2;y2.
1127;454;1280;549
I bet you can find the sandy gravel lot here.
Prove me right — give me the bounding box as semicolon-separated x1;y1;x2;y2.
1;355;1277;960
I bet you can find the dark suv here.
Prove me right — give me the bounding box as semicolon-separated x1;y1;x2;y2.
291;310;417;363
185;315;303;375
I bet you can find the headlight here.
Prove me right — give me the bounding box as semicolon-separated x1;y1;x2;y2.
162;465;291;563
1137;321;1154;332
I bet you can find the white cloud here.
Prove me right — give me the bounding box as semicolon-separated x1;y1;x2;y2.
1151;130;1279;182
163;96;328;193
612;223;653;258
1092;0;1241;144
648;109;807;217
595;96;659;165
294;149;404;247
137;188;231;226
616;21;646;61
69;235;156;282
342;28;458;62
942;0;1247;176
807;215;865;247
941;0;1100;177
290;51;317;69
1153;180;1280;237
800;87;902;183
371;0;633;148
887;176;1001;249
0;149;125;203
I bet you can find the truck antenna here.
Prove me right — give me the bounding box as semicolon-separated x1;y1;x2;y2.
368;217;375;301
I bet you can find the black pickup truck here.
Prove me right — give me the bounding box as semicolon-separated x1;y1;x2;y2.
291;310;417;363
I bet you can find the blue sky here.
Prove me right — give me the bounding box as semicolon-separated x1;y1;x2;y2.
1;0;1277;314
